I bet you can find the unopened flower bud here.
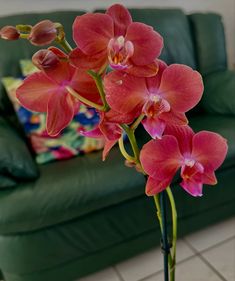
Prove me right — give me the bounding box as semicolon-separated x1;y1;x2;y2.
29;20;57;46
0;26;20;40
32;49;59;70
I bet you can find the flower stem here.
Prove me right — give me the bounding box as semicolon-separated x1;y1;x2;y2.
87;70;110;112
121;124;140;162
154;194;163;232
166;187;177;281
58;37;73;53
66;86;106;111
130;113;145;131
118;135;135;162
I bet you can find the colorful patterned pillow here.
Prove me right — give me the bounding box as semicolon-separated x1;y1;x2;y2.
2;60;104;164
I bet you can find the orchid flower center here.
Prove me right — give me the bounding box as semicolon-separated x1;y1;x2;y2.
181;158;204;180
107;36;134;70
143;93;171;118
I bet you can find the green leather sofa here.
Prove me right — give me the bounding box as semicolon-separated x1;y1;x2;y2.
0;8;235;281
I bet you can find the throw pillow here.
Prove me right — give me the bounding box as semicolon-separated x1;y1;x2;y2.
2;61;105;164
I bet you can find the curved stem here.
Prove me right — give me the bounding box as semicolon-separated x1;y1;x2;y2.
121;124;140;162
131;113;145;131
59;38;73;53
66;86;106;111
118;135;135;162
166;187;177;281
87;70;110;111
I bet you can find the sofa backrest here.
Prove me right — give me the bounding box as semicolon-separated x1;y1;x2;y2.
0;8;228;118
189;13;227;76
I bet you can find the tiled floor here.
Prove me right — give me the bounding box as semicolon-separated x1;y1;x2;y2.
79;216;235;281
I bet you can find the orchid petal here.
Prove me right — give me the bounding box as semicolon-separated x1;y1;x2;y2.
80;127;103;138
145;176;170;196
140;136;182;181
126;61;159;77
192;131;228;172
106;4;132;36
69;48;108;71
180;177;203;197
164;125;194;155
160;111;188;127
70;69;102;105
102;139;117;161
159;64;204;112
142;116;166;139
202;171;217;185
126;22;163;65
48;46;68;59
47;90;76;136
43;61;76;84
145;60;168;89
73;13;114;55
104;71;147;114
16;72;55;112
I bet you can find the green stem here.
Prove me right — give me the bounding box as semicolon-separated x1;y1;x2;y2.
56;37;73;53
166;187;177;281
130;113;145;131
121;124;140;162
66;86;106;111
87;70;110;112
118;135;135;162
153;194;163;233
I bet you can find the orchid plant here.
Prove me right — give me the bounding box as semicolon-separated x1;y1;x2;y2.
0;4;228;281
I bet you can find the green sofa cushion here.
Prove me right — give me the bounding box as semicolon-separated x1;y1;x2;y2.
0;115;234;234
0;145;146;234
189;13;227;75
201;70;235;115
0;117;39;187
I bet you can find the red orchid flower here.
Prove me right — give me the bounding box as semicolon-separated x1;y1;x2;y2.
104;62;204;139
81;109;135;160
16;48;100;136
140;125;228;197
70;4;163;77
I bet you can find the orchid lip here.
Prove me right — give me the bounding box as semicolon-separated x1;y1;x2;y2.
107;36;134;68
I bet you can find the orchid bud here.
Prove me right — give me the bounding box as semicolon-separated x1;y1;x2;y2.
29;20;57;46
0;26;20;40
32;49;59;70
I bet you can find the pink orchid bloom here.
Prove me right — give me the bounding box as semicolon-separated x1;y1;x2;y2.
81;109;134;160
104;62;204;139
140;125;228;197
70;4;163;77
16;49;100;136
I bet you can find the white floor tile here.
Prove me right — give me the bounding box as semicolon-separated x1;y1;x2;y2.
185;216;235;252
78;267;120;281
115;240;194;281
202;237;235;281
144;256;223;281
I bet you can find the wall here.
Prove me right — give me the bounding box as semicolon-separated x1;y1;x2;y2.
0;0;234;68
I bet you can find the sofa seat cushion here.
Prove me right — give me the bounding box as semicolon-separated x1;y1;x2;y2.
0;146;146;234
190;115;235;170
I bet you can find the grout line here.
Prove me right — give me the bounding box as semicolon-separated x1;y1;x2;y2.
183;234;235;255
138;254;197;281
183;239;228;281
113;266;125;281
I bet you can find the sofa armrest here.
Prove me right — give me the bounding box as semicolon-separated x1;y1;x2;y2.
0;116;39;188
201;70;235;115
